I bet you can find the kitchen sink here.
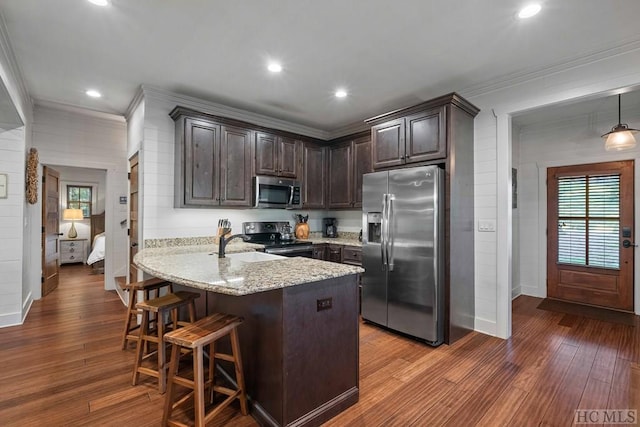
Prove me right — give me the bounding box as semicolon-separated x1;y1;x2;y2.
225;251;285;263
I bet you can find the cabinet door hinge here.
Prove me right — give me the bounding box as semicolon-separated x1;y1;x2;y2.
128;172;131;180
41;276;44;284
41;226;45;233
42;175;46;183
127;229;130;236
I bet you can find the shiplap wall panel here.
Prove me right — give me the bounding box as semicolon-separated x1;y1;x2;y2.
0;126;25;326
31;106;128;295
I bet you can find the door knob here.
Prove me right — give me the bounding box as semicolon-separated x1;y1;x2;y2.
131;242;138;247
622;239;637;248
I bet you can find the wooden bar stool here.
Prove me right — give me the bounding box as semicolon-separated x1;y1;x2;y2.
132;291;200;393
120;277;174;350
162;313;248;427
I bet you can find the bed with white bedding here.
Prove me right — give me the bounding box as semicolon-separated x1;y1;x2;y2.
89;212;105;273
87;232;105;265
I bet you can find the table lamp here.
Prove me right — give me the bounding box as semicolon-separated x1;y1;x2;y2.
63;208;83;238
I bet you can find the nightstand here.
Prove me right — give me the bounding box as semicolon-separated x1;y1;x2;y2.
60;239;87;265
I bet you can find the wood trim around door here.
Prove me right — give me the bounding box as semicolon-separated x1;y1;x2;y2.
547;160;634;311
129;153;139;284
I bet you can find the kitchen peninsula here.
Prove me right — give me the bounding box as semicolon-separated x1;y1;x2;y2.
134;243;363;427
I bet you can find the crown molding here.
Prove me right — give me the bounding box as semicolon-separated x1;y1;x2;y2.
326;121;371;140
460;37;640;100
140;85;330;140
125;85;145;121
0;12;32;123
34;99;126;124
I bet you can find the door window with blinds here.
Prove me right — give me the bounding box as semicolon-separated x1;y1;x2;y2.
557;174;620;269
547;160;633;311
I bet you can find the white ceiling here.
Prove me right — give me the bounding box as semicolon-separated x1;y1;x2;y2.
2;0;640;131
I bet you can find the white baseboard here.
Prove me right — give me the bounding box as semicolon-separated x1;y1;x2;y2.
474;317;497;336
521;284;545;298
0;311;23;328
512;286;522;300
21;292;33;322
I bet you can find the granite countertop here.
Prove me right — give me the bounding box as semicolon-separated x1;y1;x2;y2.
134;243;364;296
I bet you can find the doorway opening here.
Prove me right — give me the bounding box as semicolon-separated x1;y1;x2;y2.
40;165;108;297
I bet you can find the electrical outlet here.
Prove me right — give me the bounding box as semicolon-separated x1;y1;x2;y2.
478;219;496;232
317;297;332;311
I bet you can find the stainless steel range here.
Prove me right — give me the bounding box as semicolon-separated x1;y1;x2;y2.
242;221;314;258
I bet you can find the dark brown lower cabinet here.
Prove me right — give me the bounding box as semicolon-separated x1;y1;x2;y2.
327;245;343;263
178;275;360;427
312;244;327;260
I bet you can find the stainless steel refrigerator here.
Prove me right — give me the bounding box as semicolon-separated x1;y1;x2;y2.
361;165;444;345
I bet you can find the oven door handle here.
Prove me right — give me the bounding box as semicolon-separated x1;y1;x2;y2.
264;246;314;255
288;185;294;206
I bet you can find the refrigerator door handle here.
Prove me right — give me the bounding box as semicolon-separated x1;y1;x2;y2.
381;194;387;270
387;194;395;271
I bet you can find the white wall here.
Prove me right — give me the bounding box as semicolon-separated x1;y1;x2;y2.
0;14;33;327
0;125;26;326
512;127;520;299
30;105;128;296
467;45;640;337
515;108;640;304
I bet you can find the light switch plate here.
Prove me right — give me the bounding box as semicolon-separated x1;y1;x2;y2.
478;219;496;232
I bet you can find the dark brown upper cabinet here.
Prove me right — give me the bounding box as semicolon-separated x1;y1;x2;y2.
370;106;445;169
255;132;299;179
172;110;252;208
220;125;253;206
328;141;352;208
328;133;372;209
302;142;327;209
352;135;372;207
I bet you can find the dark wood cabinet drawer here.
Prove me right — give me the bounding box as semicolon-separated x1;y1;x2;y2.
341;246;362;266
312;244;327;260
327;245;343;263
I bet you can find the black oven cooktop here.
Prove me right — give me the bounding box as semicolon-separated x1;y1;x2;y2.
242;221;314;256
242;221;310;248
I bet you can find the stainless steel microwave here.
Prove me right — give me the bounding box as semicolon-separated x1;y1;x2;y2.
253;176;302;209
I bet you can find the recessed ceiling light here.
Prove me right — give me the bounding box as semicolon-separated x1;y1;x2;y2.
267;62;282;73
335;89;347;98
86;89;102;98
518;4;541;19
88;0;110;6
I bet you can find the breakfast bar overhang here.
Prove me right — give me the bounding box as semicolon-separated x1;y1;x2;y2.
134;246;363;427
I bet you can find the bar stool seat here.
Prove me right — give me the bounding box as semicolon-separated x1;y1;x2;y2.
121;277;174;350
162;313;248;427
132;291;200;393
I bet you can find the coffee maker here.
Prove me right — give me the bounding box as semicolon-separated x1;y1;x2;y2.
323;218;338;238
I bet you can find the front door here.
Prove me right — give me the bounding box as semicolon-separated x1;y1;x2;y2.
42;166;60;297
547;160;634;311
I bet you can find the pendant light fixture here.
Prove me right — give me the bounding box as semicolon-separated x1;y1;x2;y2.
602;94;638;151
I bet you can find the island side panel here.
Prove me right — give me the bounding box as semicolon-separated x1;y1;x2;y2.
205;288;286;426
282;275;359;426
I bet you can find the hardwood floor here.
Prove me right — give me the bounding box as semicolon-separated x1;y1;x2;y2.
0;265;638;426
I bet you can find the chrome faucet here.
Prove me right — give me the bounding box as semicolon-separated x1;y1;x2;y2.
218;233;250;258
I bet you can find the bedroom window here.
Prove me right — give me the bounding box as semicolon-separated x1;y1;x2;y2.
67;185;92;218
